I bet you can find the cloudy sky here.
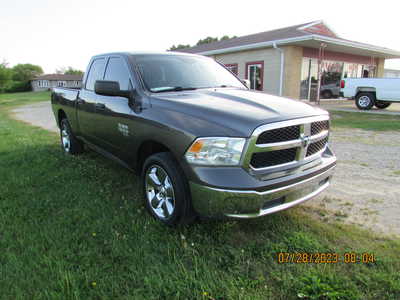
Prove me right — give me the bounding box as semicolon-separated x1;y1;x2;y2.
1;0;399;73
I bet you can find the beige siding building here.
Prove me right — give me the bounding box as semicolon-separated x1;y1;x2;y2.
179;21;400;101
31;74;83;91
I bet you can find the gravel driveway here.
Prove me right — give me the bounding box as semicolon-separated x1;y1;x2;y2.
11;102;400;237
309;128;400;237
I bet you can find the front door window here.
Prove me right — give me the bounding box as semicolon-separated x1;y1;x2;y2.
247;62;263;91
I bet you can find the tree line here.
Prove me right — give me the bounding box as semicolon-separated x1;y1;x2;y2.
168;35;237;51
0;61;83;93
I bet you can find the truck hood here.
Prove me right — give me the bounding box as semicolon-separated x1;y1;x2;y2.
151;88;328;137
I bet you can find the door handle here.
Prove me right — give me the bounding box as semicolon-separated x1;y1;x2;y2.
95;103;106;110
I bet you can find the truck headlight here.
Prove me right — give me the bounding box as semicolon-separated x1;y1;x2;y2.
185;137;246;166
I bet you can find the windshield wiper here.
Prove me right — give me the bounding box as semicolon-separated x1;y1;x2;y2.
151;86;198;93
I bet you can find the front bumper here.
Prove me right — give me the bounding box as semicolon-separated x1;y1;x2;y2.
189;156;336;219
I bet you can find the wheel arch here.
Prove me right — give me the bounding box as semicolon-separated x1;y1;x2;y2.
136;140;175;173
355;87;376;98
57;109;67;127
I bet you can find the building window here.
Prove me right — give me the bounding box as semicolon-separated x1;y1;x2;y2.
300;58;376;100
224;63;238;75
57;81;66;87
245;61;264;91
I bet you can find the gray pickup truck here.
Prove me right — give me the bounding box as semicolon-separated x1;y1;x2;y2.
51;52;336;226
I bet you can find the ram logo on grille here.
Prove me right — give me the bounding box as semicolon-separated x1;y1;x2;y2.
300;134;311;148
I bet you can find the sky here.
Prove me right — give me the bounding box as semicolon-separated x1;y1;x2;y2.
1;0;400;73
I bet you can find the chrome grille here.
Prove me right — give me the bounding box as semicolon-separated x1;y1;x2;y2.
306;136;329;157
250;148;297;168
311;120;329;136
256;125;300;144
242;116;330;172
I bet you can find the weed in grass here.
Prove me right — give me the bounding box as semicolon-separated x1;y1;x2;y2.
360;208;378;216
368;199;383;204
334;211;349;218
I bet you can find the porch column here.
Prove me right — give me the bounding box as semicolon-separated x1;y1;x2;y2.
282;46;303;99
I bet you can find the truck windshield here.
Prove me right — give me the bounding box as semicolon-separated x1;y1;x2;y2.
135;55;246;93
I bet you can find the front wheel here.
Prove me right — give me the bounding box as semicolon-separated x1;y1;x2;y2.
142;152;195;226
355;92;374;110
374;101;391;109
60;118;84;155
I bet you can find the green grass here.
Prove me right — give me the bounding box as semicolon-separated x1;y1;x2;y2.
0;91;51;108
0;92;400;299
331;111;400;131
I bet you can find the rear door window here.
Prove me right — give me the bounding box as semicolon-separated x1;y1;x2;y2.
104;57;131;90
85;58;106;91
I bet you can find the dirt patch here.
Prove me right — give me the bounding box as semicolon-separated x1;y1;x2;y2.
307;127;400;237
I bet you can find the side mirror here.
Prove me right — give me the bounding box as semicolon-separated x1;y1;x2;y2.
242;79;250;89
94;80;131;98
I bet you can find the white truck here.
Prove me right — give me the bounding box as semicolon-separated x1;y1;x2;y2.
340;78;400;110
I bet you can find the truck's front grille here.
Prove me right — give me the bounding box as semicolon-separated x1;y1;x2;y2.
306;136;329;157
311;120;329;136
256;125;300;144
242;116;330;173
250;148;297;168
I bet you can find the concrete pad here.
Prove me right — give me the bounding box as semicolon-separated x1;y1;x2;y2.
11;101;58;133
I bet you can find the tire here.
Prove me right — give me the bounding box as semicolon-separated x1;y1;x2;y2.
321;90;332;99
60;118;84;155
355;92;375;110
374;101;391;109
142;152;195;226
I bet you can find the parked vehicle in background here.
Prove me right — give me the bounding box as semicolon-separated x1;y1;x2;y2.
51;52;336;226
320;83;340;99
340;78;400;110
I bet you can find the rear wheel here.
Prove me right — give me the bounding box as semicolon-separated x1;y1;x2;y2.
355;92;374;110
60;118;84;155
321;90;333;99
142;152;195;226
374;101;391;109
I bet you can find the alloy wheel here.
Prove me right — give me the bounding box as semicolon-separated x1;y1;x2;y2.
61;124;71;152
145;165;175;219
358;95;371;108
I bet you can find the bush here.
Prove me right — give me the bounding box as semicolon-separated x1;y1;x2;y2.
4;81;31;93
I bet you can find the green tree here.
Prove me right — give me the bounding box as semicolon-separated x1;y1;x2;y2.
168;44;191;51
0;61;13;92
168;35;237;51
196;36;219;46
12;64;43;82
220;35;237;41
56;66;84;75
